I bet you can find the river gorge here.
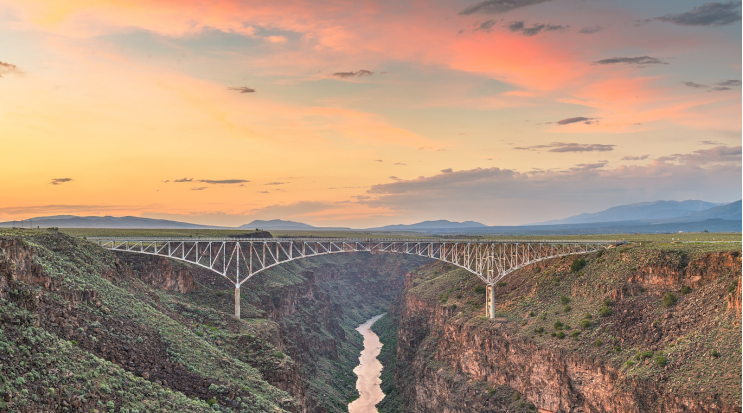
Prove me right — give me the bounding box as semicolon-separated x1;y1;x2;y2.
0;231;740;412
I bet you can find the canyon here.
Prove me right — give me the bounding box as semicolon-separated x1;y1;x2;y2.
0;229;740;412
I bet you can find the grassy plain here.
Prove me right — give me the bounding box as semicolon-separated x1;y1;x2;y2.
59;228;741;243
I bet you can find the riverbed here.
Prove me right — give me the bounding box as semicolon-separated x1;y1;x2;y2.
348;314;386;413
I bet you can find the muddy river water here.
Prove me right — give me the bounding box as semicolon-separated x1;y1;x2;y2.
348;314;386;413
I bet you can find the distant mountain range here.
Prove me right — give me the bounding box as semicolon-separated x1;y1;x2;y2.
239;219;349;230
0;215;214;229
1;199;739;234
368;220;486;231
533;200;723;225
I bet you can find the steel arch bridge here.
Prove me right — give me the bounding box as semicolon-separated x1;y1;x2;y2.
89;237;620;319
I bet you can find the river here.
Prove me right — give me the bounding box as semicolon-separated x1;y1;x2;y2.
348;313;386;413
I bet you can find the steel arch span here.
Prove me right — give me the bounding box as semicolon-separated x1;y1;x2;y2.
89;237;621;318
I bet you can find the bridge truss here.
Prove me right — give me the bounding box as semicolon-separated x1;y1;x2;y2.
90;237;618;319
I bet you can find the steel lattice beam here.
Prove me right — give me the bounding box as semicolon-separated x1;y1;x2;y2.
88;237;622;319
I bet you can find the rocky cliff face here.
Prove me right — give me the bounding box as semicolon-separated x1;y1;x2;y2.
389;245;742;413
118;253;196;293
117;247;430;413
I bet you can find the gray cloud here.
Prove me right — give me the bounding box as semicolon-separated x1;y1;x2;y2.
198;179;250;184
579;25;603;34
718;79;742;86
652;1;741;26
657;145;741;165
359;146;740;225
459;0;553;15
682;79;741;91
389;176;401;181
50;178;73;185
332;70;374;78
514;142;614;152
475;19;498;32
395;163;407;166
441;168;453;173
554;117;599;125
700;140;723;145
684;81;707;88
265;182;287;185
621;155;649;161
228;87;256;93
506;21;568;36
191;187;208;191
594;56;667;65
0;61;22;78
174;178;193;182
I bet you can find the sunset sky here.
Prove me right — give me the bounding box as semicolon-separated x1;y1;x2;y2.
1;0;741;227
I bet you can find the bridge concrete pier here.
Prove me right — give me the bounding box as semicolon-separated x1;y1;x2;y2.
485;284;496;319
234;285;240;319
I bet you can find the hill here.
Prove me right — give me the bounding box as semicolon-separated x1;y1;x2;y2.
0;215;218;229
368;220;486;231
534;200;722;225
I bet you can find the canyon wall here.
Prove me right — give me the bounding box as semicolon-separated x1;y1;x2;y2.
387;245;742;413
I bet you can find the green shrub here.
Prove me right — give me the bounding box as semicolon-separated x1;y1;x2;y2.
496;281;507;287
580;319;592;329
583;313;592;319
564;305;571;313
711;350;720;358
614;345;622;352
625;360;635;367
570;258;586;272
594;339;602;347
274;351;286;359
680;286;692;295
553;321;563;330
599;306;612;317
534;327;544;334
662;293;677;308
551;332;556;337
560;295;571;305
474;285;486;295
655;355;667;367
636;351;653;360
571;331;580;338
556;331;565;339
596;250;604;258
528;311;535;317
603;299;612;307
207;398;217;406
728;280;738;294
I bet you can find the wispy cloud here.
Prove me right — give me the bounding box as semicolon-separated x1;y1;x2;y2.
550;117;599;126
265;182;287;185
683;79;741;91
506;21;568;36
514;142;614;152
579;25;603;34
332;70;373;78
50;178;73;185
594;56;667;65
191;187;207;191
0;61;23;78
394;162;407;166
228;86;256;93
621;155;649;161
459;0;553;15
198;179;249;184
651;1;742;26
173;178;248;184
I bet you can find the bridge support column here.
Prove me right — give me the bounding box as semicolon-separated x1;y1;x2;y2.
234;285;240;320
487;284;496;319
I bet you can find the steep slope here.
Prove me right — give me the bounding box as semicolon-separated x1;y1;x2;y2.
0;229;431;412
382;242;742;412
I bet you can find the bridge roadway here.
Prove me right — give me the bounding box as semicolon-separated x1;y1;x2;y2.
89;237;621;319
